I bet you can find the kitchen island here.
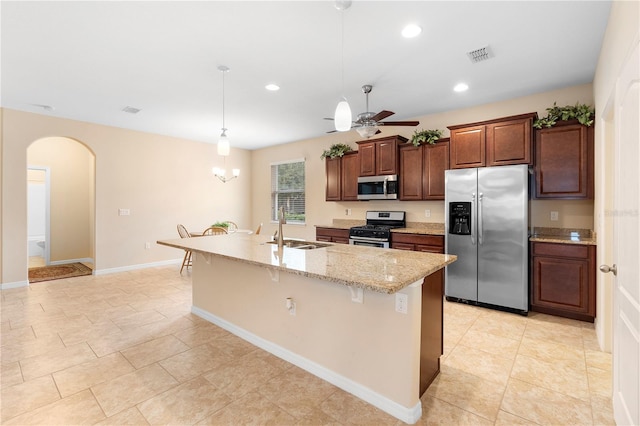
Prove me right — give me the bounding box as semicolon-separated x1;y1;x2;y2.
157;233;456;424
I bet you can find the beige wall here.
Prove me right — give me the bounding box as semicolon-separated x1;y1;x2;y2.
1;109;252;284
252;83;596;241
28;137;94;263
592;0;640;351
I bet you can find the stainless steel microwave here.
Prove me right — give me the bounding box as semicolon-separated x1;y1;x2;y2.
357;175;399;200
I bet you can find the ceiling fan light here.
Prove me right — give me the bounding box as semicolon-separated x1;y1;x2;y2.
334;98;352;132
356;125;378;138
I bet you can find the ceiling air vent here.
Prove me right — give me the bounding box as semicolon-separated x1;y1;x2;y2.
122;106;141;114
467;45;493;63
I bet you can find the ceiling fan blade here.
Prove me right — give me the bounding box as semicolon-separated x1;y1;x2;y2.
323;117;334;121
326;129;338;133
379;120;420;126
370;110;395;122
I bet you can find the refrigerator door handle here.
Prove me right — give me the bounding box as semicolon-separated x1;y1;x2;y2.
478;192;484;245
471;193;476;245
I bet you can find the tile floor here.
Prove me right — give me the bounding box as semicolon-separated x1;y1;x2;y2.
1;266;614;425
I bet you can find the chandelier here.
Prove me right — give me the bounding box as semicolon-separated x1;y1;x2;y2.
212;65;239;183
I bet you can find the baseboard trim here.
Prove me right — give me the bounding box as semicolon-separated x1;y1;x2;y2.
50;257;94;266
1;280;30;290
94;259;181;275
191;305;422;424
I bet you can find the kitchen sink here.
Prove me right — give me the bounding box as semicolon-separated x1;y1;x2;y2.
266;240;332;250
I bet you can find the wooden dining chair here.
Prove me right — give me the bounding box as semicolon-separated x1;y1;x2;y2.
177;224;192;274
225;221;238;233
254;223;262;235
202;226;228;235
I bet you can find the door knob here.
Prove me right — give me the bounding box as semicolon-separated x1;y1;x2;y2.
599;264;617;276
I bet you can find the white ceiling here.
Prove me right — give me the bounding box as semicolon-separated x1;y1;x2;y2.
1;1;611;150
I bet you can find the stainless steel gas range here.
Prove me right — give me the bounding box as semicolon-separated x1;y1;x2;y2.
348;211;406;248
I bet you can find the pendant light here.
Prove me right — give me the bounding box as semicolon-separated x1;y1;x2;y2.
212;65;239;183
217;65;231;156
334;0;352;132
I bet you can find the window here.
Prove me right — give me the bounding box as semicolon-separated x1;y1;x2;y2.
271;159;305;224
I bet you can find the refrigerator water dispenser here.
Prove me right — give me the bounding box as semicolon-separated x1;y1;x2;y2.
449;202;471;235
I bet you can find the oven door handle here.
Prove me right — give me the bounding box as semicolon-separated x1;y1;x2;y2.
349;236;388;243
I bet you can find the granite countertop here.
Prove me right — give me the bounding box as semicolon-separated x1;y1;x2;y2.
157;233;456;294
318;220;446;236
529;227;597;246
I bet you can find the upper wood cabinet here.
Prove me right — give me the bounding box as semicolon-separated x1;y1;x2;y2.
399;144;423;200
325;151;359;201
448;113;537;169
399;139;450;201
534;121;594;199
325;157;342;201
341;151;359;201
357;135;407;176
423;139;450;199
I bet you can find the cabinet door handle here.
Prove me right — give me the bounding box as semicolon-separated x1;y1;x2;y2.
599;264;617;276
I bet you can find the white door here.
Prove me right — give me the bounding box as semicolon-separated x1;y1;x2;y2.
610;37;640;426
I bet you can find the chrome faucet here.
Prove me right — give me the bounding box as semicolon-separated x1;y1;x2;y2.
275;206;286;248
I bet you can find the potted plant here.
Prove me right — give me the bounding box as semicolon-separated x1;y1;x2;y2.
320;143;353;160
211;221;229;228
410;129;443;146
533;102;595;129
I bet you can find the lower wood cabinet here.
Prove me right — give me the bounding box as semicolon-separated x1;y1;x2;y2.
391;233;444;254
315;227;350;244
530;242;596;322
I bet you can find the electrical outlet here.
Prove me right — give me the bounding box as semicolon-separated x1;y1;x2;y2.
425;209;431;218
118;208;130;216
145;242;151;249
345;208;351;216
550;211;559;221
395;293;408;314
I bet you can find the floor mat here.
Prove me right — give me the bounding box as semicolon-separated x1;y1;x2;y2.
28;262;93;283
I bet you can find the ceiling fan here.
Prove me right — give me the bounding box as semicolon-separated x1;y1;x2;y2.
326;84;420;137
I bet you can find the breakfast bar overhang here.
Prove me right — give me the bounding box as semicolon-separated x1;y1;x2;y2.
157;233;456;424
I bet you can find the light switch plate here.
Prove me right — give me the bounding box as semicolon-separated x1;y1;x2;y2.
550;211;559;221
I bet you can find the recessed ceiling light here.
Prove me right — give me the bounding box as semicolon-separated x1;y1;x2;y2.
401;24;422;38
265;84;280;91
453;83;469;93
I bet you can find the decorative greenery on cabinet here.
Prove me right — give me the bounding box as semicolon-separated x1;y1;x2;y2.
533;102;595;129
410;129;444;146
320;143;353;159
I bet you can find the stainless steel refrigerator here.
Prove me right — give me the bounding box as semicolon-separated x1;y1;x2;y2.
445;164;529;313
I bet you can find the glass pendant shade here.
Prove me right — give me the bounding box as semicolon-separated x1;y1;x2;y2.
217;131;230;156
334;98;352;132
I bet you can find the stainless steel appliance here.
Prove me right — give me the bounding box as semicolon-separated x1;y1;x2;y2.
349;211;406;248
445;164;529;314
357;175;399;200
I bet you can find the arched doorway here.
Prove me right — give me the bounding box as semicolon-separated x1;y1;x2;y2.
27;137;96;276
